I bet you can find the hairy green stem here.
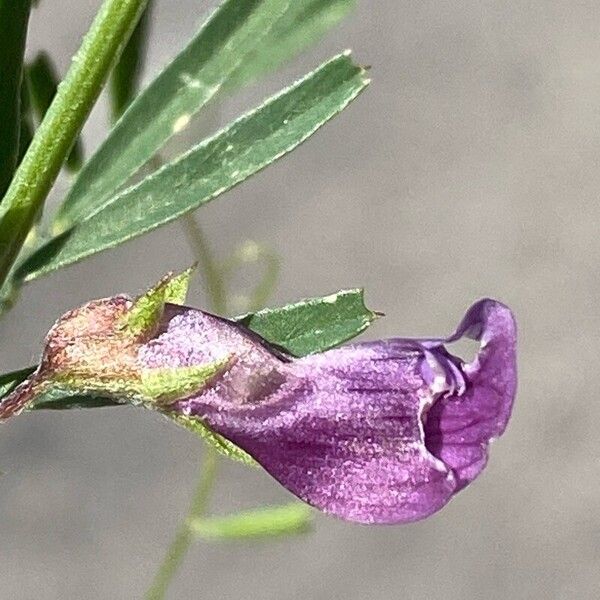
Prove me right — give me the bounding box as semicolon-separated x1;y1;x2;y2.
0;0;31;201
0;0;149;291
145;446;218;600
26;52;85;172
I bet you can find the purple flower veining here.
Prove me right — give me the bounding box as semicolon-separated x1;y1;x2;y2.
0;282;516;525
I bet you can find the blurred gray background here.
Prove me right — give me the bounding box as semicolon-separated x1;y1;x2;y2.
1;1;599;598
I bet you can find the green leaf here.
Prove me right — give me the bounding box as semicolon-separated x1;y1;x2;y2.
230;0;356;90
189;503;312;540
30;389;119;411
109;0;153;121
0;0;32;200
19;53;368;281
26;52;84;172
0;372;121;412
0;366;36;399
54;0;292;230
237;288;379;356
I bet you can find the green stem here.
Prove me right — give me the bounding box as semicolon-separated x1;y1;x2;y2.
181;215;228;314
0;0;149;291
145;446;218;600
27;52;85;172
0;0;31;201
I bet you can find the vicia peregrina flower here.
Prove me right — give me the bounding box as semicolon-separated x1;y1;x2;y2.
0;272;517;524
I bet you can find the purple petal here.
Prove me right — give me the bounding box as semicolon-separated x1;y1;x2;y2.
146;298;516;524
423;299;517;489
182;344;457;524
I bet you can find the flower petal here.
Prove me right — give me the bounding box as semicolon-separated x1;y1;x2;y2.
174;337;458;524
423;299;517;489
141;299;517;524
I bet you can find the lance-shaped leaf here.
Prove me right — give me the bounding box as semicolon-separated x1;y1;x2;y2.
189;503;313;540
230;0;356;90
0;366;36;400
28;388;119;411
19;53;368;281
54;0;292;229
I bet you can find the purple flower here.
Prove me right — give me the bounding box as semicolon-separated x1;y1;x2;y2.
1;278;516;525
143;298;517;524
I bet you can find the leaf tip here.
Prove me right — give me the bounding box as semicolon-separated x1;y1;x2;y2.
355;287;382;324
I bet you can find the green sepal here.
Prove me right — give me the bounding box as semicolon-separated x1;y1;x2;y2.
46;357;227;406
140;359;229;404
174;414;257;466
51;373;138;399
161;268;193;305
121;268;193;336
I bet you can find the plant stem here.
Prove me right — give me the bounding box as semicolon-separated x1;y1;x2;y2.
0;0;149;291
145;446;218;600
26;52;85;172
0;0;31;201
181;215;228;314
